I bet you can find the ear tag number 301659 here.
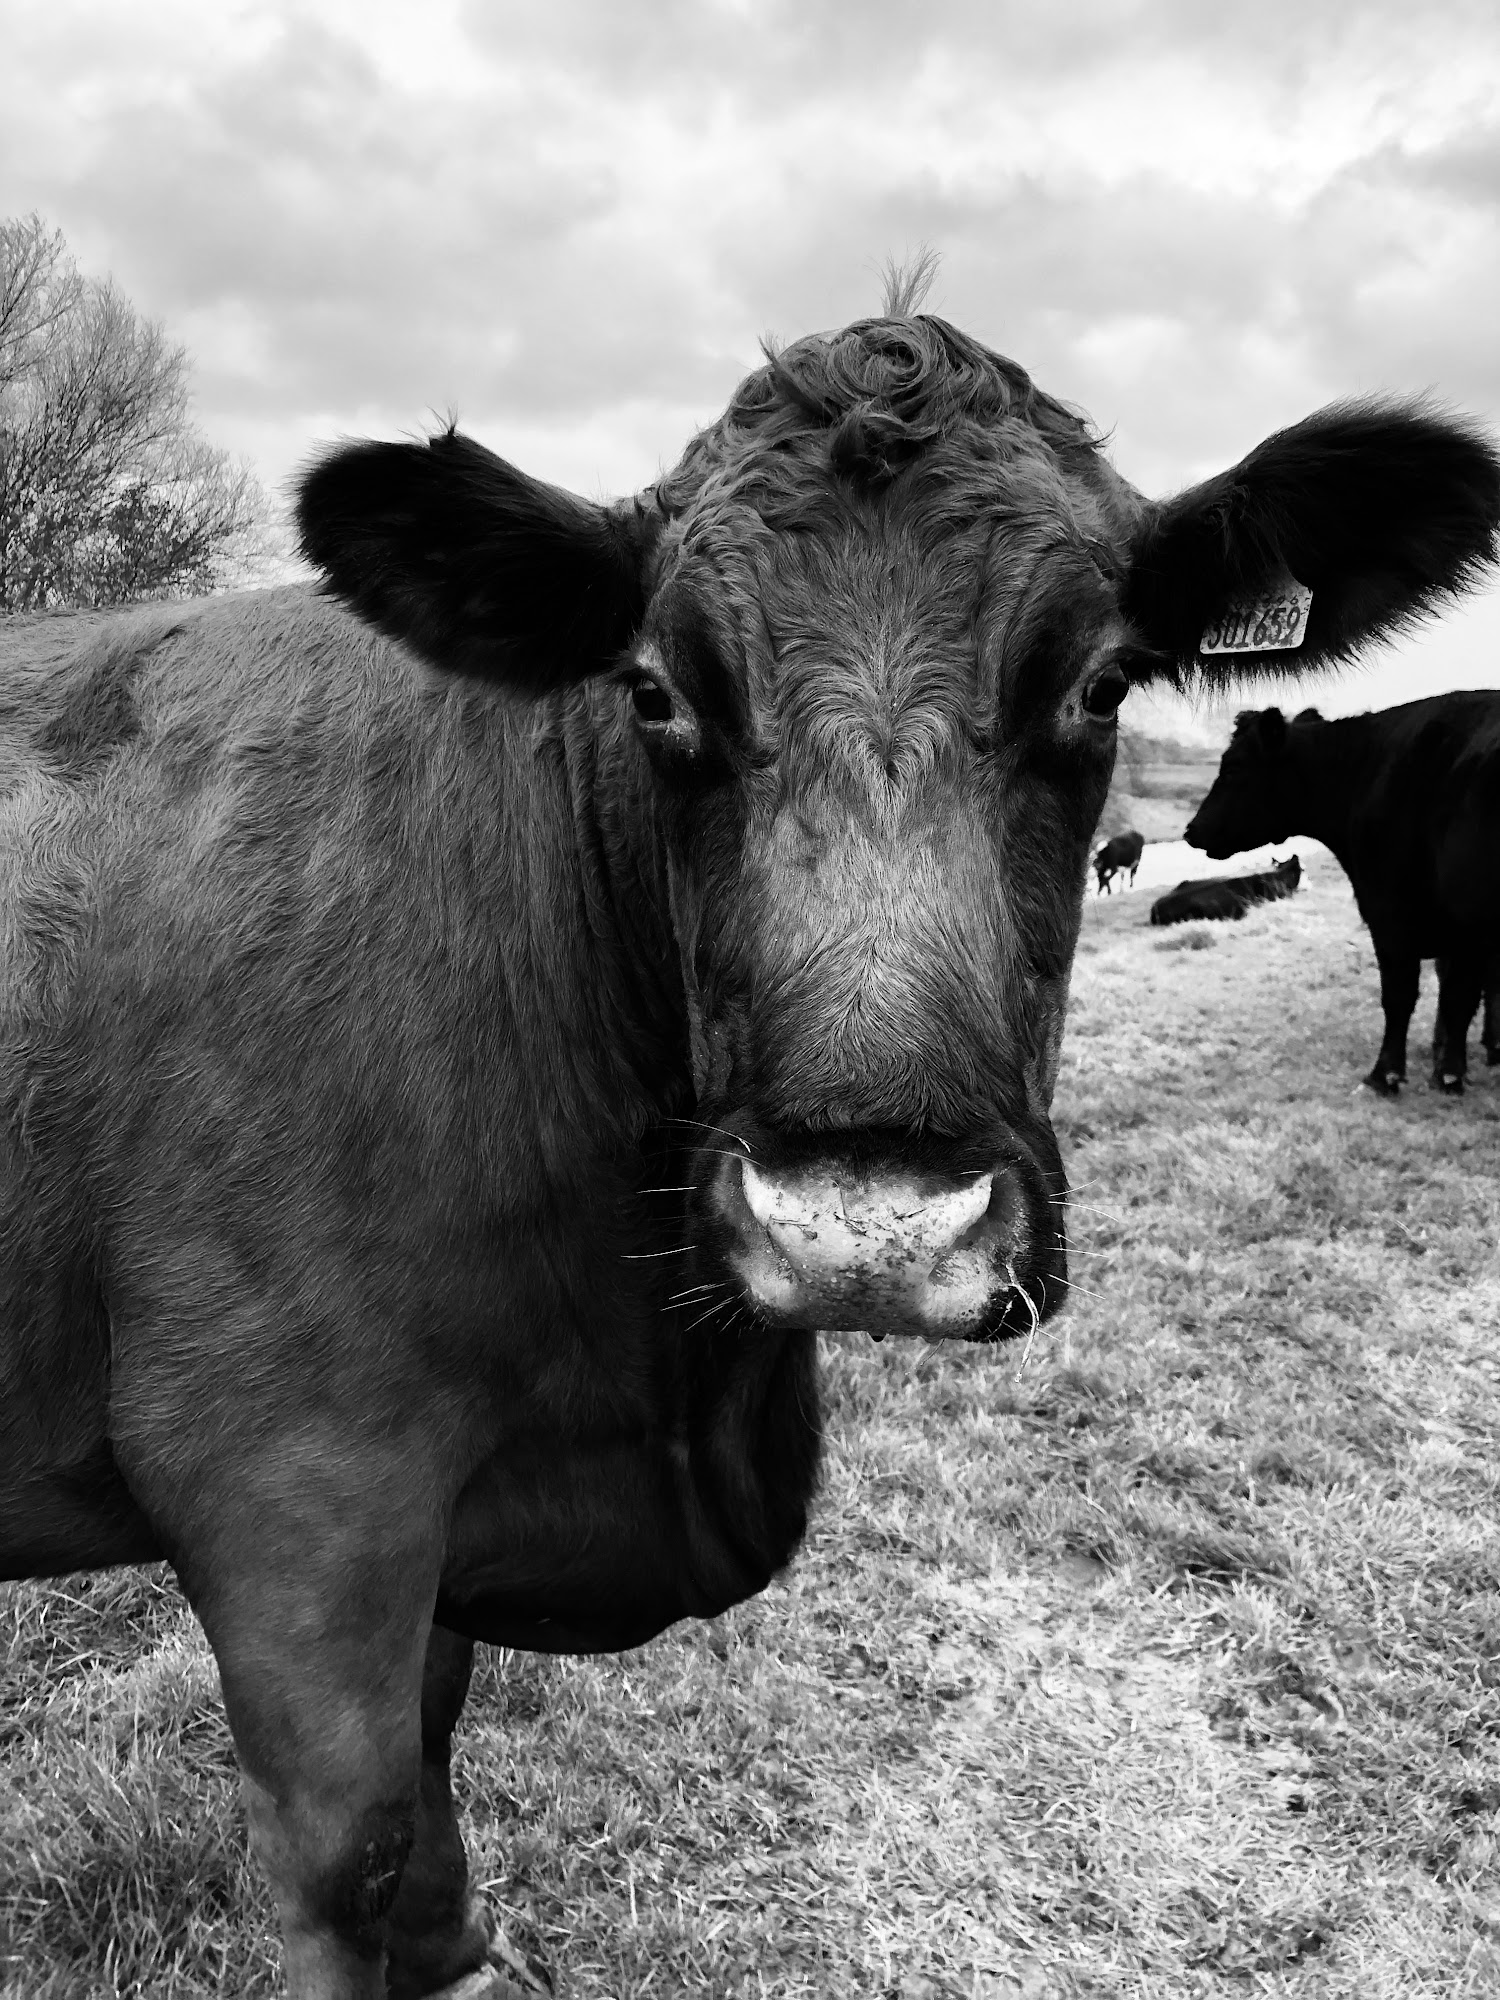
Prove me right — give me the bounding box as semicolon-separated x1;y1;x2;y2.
1199;578;1313;656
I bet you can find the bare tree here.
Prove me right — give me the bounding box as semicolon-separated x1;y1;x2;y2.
0;215;272;612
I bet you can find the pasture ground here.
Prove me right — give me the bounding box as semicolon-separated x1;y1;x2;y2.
1098;729;1221;846
3;857;1499;1998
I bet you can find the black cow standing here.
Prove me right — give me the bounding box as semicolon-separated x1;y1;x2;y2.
1150;854;1301;926
1094;829;1145;893
1186;698;1500;1092
4;301;1499;1999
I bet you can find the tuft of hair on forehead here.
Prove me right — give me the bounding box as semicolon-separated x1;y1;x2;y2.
880;248;941;320
660;308;1100;512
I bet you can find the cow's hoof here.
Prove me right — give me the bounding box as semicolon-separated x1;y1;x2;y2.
430;1971;531;2000
1433;1071;1465;1095
430;1933;546;2000
1364;1067;1403;1096
405;1906;547;2000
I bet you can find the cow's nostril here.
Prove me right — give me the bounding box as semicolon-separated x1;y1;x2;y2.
739;1158;781;1233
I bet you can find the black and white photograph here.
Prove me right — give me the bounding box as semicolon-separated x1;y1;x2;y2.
3;4;1499;1995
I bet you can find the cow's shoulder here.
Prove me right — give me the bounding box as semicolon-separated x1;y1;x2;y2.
1362;690;1500;772
0;588;371;784
0;587;539;1046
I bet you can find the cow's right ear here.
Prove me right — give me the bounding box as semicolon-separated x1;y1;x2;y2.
1123;400;1500;684
1240;707;1287;753
296;429;656;694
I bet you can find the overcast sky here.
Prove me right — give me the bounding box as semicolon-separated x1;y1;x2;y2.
4;0;1499;731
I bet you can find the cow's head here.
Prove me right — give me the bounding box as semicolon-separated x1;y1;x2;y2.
298;313;1498;1343
1185;707;1324;858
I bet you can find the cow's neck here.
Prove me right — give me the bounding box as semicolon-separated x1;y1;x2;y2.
503;686;693;1149
446;689;823;1644
1282;716;1370;865
559;685;825;1579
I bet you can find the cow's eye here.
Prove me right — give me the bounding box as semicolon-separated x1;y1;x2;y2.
630;676;675;726
1081;665;1129;721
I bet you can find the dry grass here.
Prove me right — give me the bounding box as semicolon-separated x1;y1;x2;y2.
5;856;1500;1997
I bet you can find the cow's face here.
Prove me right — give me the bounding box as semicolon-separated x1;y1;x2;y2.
298;312;1499;1342
1184;708;1302;859
618;430;1139;1340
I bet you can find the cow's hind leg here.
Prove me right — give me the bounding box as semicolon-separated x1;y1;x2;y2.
1432;954;1484;1094
1366;942;1419;1094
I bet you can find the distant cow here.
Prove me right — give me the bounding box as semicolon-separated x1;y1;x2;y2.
1150;855;1301;926
1186;698;1500;1092
4;302;1498;1998
1094;829;1145;893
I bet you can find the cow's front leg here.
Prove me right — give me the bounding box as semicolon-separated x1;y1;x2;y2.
1367;941;1419;1093
182;1513;443;1998
1432;953;1484;1093
385;1627;529;2000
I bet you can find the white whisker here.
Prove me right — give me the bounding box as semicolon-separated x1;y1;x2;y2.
1005;1260;1043;1368
684;1295;741;1335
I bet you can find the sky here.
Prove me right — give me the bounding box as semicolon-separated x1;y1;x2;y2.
3;0;1499;735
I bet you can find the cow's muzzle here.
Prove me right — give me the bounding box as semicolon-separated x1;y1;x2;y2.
1184;810;1259;862
706;1151;1061;1341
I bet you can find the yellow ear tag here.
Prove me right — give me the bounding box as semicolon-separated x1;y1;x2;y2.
1199;575;1313;656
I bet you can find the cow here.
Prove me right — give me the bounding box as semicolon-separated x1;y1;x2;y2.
3;304;1498;1999
1093;828;1145;893
1149;854;1301;926
1185;697;1500;1092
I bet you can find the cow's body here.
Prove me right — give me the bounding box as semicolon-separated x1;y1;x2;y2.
0;588;817;1647
1186;698;1500;1091
1149;854;1301;926
1093;828;1144;893
4;305;1497;1998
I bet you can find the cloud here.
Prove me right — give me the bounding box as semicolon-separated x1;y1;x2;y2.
3;0;1499;719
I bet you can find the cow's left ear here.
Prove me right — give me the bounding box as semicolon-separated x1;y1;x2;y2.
1123;401;1500;682
297;429;656;694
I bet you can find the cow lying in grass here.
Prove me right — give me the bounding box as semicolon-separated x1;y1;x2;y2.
1149;854;1302;927
1187;698;1500;1092
3;303;1497;1998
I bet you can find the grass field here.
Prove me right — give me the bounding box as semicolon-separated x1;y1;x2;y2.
1097;726;1223;846
4;854;1500;1998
